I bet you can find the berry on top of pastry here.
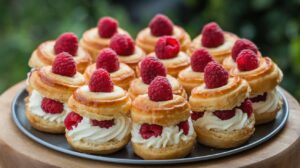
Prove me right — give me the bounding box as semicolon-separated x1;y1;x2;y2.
142;36;190;77
96;48;120;73
201;22;225;48
189;22;238;63
28;32;91;73
136;14;191;54
131;76;196;160
79;16;129;61
110;33;135;56
26;52;85;133
83;48;135;90
204;62;229;89
222;38;261;71
54;32;79;56
178;49;215;95
149;14;174;37
230;52;283;125
109;33;145;70
129;56;186;99
189;61;254;149
97;16;118;38
66;67;132;154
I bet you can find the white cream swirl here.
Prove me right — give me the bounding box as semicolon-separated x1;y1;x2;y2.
252;90;280;114
28;90;71;123
131;118;194;149
67;116;131;144
193;109;249;131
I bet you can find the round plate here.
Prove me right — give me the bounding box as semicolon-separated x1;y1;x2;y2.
12;88;289;165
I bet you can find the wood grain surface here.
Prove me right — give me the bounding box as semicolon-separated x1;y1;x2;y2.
0;81;300;168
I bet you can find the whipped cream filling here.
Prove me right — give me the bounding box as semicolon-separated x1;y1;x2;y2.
29;90;71;123
67;115;131;144
159;52;189;67
118;46;145;63
193;109;249;131
252;90;280;114
131;118;194;149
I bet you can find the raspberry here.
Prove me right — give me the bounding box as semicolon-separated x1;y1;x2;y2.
149;14;174;36
41;98;64;114
155;36;180;59
240;99;253;117
201;22;225;48
88;68;113;92
96;48;120;73
191;111;205;121
250;93;267;103
64;112;83;130
236;49;259;71
97;17;118;38
178;120;189;135
191;49;214;72
109;34;135;56
213;109;236;120
148;76;173;101
232;39;258;61
91;119;115;129
139;123;163;139
204;62;229;89
140;56;167;84
52;52;76;77
54;32;78;56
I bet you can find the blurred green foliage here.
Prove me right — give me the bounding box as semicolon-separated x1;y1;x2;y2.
0;0;299;100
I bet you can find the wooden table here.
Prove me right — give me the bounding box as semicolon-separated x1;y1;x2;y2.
0;81;300;168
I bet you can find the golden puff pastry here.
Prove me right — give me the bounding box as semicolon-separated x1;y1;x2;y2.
29;41;91;73
189;32;238;63
222;51;262;71
128;75;187;100
177;66;204;96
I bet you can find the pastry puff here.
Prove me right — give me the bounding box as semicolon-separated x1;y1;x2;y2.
66;85;131;154
189;32;238;63
79;27;128;61
189;76;254;149
128;75;187;100
136;52;190;78
222;51;262;71
131;94;196;159
136;26;191;54
84;63;135;90
117;46;146;72
177;66;204;96
230;57;283;124
26;66;85;133
28;41;92;73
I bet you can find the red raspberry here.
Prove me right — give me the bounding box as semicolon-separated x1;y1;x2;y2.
191;49;214;72
178;120;189;135
54;32;78;56
97;17;118;38
191;111;205;121
88;68;113;92
213;109;236;120
52;52;76;77
204;62;229;89
41;98;63;114
64;112;83;130
236;49;259;71
155;36;180;59
148;76;173;101
250;93;267;103
109;34;135;56
96;48;120;73
149;14;174;36
201;22;225;48
139;123;163;139
232;39;258;61
91;119;115;129
240;99;253;117
140;56;167;84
